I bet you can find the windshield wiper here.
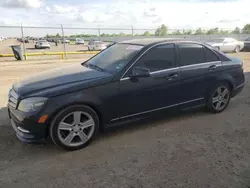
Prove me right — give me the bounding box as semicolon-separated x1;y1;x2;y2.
85;63;104;72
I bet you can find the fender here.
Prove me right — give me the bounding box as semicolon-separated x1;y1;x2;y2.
215;73;236;90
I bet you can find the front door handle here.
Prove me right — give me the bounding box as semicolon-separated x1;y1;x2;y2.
208;65;217;71
166;73;178;81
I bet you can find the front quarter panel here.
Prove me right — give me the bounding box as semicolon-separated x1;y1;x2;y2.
42;81;120;125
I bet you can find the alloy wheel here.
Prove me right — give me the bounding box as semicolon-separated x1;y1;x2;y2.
57;111;95;147
212;86;230;111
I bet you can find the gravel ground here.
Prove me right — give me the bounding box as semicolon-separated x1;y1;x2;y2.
0;53;250;188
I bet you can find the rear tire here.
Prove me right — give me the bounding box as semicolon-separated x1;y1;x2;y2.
234;45;240;53
50;105;99;150
206;82;231;113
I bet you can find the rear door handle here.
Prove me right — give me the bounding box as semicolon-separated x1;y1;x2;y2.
208;65;217;71
166;73;178;81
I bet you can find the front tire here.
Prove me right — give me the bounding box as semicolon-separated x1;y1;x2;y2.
50;105;99;150
206;83;231;113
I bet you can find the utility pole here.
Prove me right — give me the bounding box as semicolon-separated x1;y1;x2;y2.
61;24;66;59
21;23;27;60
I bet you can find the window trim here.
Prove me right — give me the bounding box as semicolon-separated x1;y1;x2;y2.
179;61;221;69
120;42;177;80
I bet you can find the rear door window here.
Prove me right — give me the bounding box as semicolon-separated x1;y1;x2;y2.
179;43;205;66
133;44;176;72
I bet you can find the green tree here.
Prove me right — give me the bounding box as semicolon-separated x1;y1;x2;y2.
219;29;229;34
206;27;219;35
143;31;151;36
56;33;61;37
155;24;168;36
242;24;250;34
194;28;205;35
232;27;241;34
172;30;182;35
118;32;126;36
183;29;192;35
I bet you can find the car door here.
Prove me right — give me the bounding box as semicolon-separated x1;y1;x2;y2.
114;43;180;120
222;39;234;52
177;43;223;110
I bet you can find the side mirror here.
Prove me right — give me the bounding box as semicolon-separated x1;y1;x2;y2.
129;67;150;78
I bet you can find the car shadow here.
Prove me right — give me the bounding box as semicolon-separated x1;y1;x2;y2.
26;48;43;50
96;108;206;139
0;107;9;126
0;105;209;153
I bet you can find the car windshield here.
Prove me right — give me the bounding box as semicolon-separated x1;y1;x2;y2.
207;39;224;43
84;43;143;73
245;37;250;41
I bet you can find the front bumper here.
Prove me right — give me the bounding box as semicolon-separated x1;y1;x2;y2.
8;106;48;144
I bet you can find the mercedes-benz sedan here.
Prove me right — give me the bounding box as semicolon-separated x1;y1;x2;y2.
8;38;245;150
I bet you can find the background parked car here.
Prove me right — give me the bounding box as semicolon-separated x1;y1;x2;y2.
75;38;84;45
18;38;29;43
88;40;107;51
243;37;250;51
35;40;51;49
63;39;70;44
206;38;244;53
0;36;7;41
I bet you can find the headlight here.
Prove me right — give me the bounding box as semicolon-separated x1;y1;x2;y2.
18;97;48;112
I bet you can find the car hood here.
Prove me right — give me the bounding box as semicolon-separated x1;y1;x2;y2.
13;64;112;97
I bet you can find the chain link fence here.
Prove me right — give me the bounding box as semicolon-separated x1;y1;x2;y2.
0;24;250;61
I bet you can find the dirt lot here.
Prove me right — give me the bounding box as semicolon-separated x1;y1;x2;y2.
0;53;250;188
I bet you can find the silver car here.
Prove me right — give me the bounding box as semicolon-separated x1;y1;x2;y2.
206;38;244;53
35;40;50;49
88;40;107;51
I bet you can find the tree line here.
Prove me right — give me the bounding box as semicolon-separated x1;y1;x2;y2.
153;24;250;36
45;24;250;38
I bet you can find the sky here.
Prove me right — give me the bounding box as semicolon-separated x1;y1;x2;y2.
0;0;249;36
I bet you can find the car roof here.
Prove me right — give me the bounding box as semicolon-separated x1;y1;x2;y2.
119;38;202;46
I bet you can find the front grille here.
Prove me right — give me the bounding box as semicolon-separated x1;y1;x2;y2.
8;89;19;109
